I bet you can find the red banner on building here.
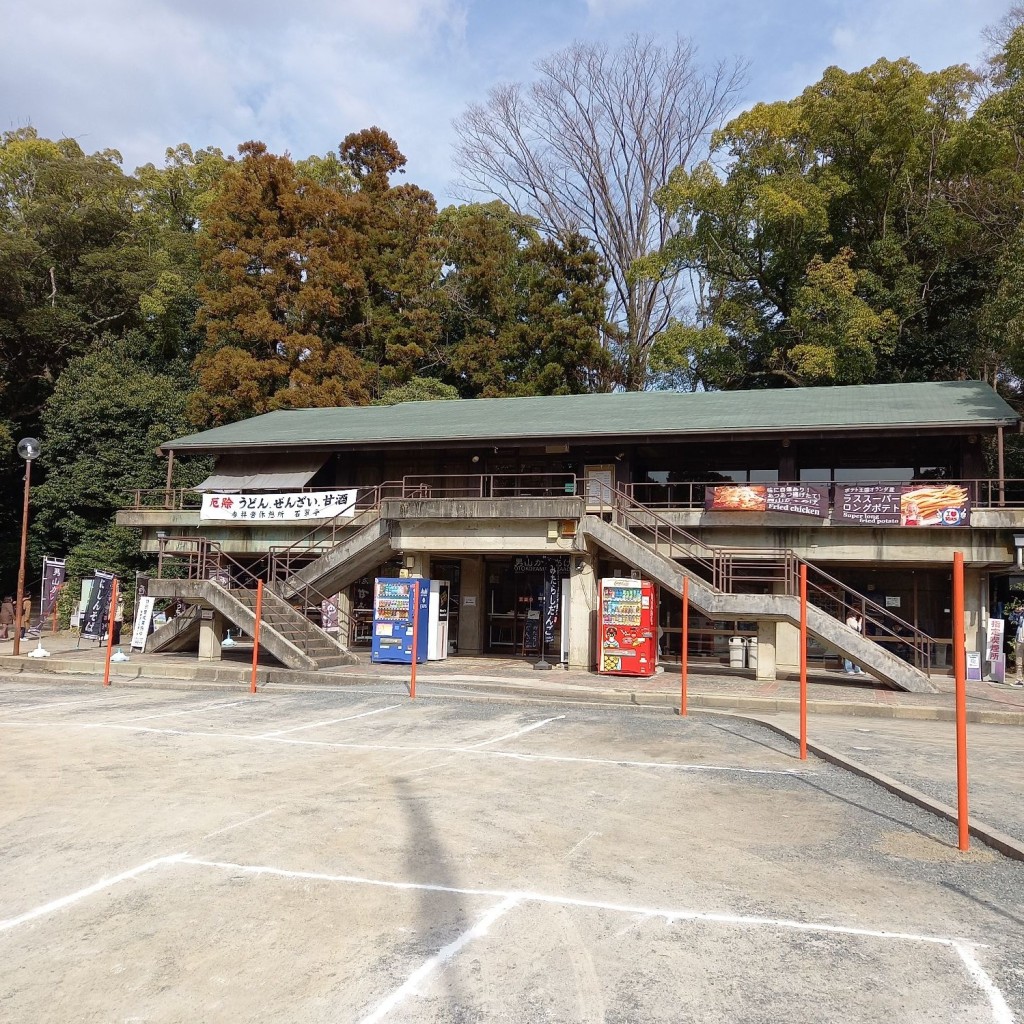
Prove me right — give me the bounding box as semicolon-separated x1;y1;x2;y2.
704;484;829;518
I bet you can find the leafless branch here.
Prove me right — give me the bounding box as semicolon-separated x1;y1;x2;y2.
453;34;747;389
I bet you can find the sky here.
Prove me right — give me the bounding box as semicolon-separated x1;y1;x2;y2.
1;0;1012;206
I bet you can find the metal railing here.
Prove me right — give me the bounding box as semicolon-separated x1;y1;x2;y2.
625;478;1024;512
155;535;342;659
131;475;1024;513
610;487;935;674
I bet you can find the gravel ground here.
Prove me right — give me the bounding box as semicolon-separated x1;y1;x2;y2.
762;710;1024;846
0;680;1021;1023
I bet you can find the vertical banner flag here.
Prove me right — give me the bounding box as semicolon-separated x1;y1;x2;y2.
131;574;154;650
40;557;67;626
80;570;116;641
131;597;156;651
545;559;560;645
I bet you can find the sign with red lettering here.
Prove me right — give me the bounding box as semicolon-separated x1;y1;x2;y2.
200;489;357;522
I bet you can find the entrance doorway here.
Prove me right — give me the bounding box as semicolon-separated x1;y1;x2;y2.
486;565;544;655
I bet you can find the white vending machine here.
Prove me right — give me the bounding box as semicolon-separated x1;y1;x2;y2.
427;579;450;661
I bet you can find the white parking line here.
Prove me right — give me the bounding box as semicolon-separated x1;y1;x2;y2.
0;695;141;716
66;722;805;775
257;703;404;738
178;857;1011;1024
120;699;250;723
202;808;281;839
358;895;520;1024
465;714;565;749
955;943;1015;1024
0;854;187;933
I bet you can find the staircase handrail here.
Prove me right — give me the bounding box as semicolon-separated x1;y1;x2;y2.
266;484;384;584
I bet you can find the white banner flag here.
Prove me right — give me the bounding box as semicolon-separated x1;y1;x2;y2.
131;596;156;650
200;489;357;522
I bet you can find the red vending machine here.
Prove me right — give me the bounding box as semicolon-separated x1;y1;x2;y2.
598;577;657;677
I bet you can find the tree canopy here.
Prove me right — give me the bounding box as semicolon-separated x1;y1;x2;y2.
642;45;1024;391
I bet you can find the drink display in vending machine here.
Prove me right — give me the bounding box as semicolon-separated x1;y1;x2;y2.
371;578;430;664
598;577;657;677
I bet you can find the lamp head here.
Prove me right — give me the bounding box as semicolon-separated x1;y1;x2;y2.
17;437;40;461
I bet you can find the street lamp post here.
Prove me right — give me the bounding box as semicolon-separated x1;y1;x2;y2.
13;437;41;657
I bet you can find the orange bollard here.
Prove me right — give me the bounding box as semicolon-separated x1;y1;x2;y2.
953;551;969;850
679;577;689;716
250;579;263;695
102;578;119;688
410;580;420;700
799;564;807;760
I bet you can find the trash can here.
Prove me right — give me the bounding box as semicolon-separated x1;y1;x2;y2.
729;636;746;668
747;637;758;671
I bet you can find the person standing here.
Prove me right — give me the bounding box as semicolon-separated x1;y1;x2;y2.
19;594;31;639
844;611;864;674
112;598;125;646
0;596;14;640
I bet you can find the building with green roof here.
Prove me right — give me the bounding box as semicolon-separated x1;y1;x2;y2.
120;381;1023;686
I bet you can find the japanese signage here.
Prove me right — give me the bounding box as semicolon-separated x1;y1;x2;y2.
40;556;66;623
200;489;357;522
834;484;970;527
131;596;156;650
704;485;828;518
80;570;116;641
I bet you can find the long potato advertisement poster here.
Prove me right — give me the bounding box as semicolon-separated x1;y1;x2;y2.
834;484;970;527
704;484;828;518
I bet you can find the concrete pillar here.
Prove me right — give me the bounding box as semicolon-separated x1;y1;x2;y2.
198;610;224;661
459;556;484;655
964;566;986;655
405;552;430;578
755;620;777;681
776;620;801;673
568;552;598;670
336;589;352;647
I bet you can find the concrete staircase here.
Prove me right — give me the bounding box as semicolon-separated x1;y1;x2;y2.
580;517;936;694
148;606;202;653
148;579;357;671
273;518;394;602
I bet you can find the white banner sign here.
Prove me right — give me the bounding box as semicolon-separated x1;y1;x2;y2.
200;490;357;522
131;595;156;651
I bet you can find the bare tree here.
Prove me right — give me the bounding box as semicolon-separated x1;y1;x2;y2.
453;35;746;390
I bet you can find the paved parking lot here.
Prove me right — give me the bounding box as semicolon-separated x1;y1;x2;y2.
0;680;1021;1022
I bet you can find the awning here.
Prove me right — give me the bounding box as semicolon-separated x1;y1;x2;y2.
195;454;328;492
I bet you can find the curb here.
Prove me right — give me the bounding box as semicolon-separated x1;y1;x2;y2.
727;712;1024;863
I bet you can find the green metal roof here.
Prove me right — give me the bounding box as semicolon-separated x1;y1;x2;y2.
163;381;1018;452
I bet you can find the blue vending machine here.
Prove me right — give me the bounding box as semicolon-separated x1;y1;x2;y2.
371;578;430;664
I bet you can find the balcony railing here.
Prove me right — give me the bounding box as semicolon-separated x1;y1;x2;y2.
128;475;1024;516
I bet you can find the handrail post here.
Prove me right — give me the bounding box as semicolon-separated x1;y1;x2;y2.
250;579;264;694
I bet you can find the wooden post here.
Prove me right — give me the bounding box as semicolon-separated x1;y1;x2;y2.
953;551;969;851
679;577;689;717
102;578;119;688
799;564;808;761
164;449;175;508
410;580;420;699
997;426;1005;508
250;579;264;695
